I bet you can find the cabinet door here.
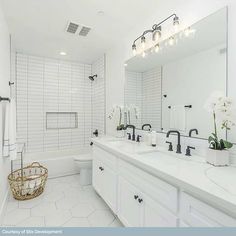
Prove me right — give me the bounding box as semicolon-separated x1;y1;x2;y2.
180;193;236;227
92;159;103;196
101;163;117;212
118;177;143;227
143;194;178;227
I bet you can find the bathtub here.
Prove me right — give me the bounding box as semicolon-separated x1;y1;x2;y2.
15;148;92;178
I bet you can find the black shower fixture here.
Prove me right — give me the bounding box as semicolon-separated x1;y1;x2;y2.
88;74;98;81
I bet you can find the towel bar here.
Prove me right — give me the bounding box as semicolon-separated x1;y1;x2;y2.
168;105;192;109
0;96;10;102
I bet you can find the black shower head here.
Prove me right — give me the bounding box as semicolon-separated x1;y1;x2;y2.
88;74;97;81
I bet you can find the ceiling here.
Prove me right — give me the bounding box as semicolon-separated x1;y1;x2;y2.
126;7;227;72
0;0;175;64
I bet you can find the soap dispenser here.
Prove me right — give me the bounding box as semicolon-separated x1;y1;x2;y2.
151;131;157;147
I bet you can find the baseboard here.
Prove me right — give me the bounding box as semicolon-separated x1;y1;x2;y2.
0;187;10;226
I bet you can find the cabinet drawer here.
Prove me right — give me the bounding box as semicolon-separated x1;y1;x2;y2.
118;159;178;214
180;192;236;227
93;146;117;170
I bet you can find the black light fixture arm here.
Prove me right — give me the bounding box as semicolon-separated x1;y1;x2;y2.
152;13;177;29
132;13;178;46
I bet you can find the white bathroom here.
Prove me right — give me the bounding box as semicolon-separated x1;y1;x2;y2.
0;0;236;234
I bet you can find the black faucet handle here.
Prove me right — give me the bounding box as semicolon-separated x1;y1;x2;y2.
127;133;131;140
185;146;195;156
166;141;173;151
136;135;142;142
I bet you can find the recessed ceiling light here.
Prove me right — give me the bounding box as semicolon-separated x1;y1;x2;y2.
97;11;105;16
60;51;67;56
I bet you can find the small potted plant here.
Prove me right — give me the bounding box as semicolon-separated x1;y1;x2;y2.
204;91;235;166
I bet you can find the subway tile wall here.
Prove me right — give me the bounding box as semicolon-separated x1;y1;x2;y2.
91;55;105;136
16;53;105;153
125;67;162;130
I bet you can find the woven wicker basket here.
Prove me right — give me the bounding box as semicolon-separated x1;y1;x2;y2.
8;162;48;201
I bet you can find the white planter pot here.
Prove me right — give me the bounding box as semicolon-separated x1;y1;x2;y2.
206;149;229;167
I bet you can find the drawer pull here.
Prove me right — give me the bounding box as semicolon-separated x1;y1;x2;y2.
138;198;143;203
134;195;139;200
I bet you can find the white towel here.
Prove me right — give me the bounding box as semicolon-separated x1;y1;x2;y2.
3;98;17;160
169;105;186;132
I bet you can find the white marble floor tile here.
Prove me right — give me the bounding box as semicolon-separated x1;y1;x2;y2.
71;203;95;217
44;209;72;227
1;174;121;228
88;210;115;227
63;217;90;227
31;202;57;217
3;208;30;226
16;216;45;227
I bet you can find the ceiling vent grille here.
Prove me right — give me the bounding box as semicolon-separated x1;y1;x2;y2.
66;22;79;34
79;26;91;36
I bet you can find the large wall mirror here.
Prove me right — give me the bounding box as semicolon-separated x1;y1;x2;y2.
124;7;227;140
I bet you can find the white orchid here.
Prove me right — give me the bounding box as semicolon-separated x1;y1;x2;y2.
204;91;235;150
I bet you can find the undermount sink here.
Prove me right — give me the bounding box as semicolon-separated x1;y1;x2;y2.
107;139;156;154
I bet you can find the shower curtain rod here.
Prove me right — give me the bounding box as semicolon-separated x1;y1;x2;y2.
0;96;10;102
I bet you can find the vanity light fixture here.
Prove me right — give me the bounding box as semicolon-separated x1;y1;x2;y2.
141;36;146;49
132;43;137;55
142;51;146;58
168;37;175;46
173;16;180;32
154;43;160;53
152;26;162;42
131;13;180;56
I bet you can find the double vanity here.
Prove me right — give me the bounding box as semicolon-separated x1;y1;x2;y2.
92;136;236;227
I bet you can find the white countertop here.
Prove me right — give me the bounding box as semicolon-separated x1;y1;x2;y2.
92;136;236;217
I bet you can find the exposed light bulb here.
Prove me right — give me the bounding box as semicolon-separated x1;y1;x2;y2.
184;27;191;37
155;44;160;53
152;26;162;42
132;43;137;55
142;51;146;58
173;16;180;32
168;37;175;46
141;36;146;49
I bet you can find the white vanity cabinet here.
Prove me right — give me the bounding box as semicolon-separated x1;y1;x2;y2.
92;146;117;213
180;192;236;227
92;143;236;227
117;176;177;227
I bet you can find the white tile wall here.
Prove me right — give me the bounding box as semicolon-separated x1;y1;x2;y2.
125;67;162;130
125;71;142;127
91;56;105;136
142;67;162;131
16;53;105;153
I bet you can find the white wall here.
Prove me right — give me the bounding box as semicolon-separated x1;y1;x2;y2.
106;44;126;135
0;4;11;221
162;44;226;138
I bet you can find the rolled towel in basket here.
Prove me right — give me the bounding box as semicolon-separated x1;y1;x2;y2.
3;98;17;160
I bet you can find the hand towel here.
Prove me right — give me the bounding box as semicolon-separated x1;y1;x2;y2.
169;105;186;132
3;98;17;160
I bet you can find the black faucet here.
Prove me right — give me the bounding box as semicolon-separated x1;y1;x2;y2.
166;130;181;154
189;129;199;137
125;125;136;141
142;124;152;131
